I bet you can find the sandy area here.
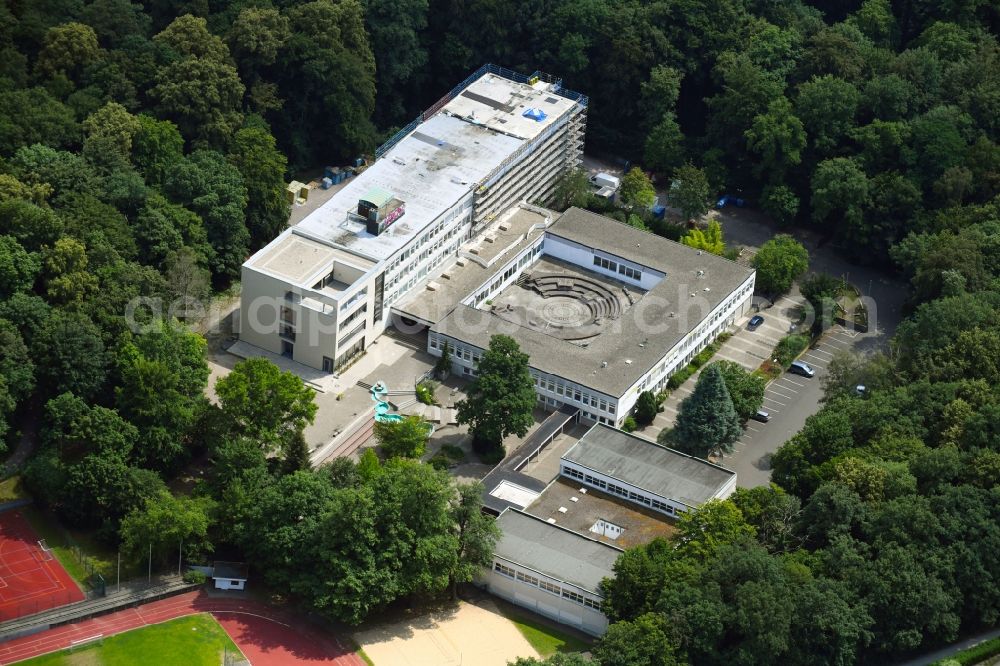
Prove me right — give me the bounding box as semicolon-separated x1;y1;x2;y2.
353;599;539;666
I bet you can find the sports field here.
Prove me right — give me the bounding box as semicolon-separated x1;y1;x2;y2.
0;511;84;621
13;613;244;666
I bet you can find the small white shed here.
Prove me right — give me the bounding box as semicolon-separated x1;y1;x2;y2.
212;561;249;591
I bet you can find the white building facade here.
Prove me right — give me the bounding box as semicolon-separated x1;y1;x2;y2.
239;65;587;372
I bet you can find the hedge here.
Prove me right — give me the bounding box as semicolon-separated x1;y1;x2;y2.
666;333;732;390
932;636;1000;666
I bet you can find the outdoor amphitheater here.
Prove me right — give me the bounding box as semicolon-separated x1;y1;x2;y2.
488;257;640;341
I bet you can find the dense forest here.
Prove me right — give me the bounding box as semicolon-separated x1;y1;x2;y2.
0;0;997;663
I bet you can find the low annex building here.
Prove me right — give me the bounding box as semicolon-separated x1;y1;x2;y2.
484;508;622;637
481;425;736;636
560;423;737;516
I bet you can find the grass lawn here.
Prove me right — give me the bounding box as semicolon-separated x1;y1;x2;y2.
500;605;591;657
14;613;243;666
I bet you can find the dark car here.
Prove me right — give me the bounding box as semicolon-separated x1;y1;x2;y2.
751;409;770;423
789;360;815;378
747;315;764;331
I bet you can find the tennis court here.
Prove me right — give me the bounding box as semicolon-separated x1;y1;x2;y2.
0;510;84;621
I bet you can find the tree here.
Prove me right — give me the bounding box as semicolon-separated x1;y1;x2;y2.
228;126;289;249
0;235;40;297
760;184;800;226
228;8;290;73
795;76;860;153
595;613;682;666
671;163;711;221
164;149;248;281
364;0;429;124
374;415;430;459
448;482;500;598
151;16;244;148
681;219;725;255
673;499;755;562
434;340;453;379
215;357;317;456
752;234;809;294
115;321;209;472
36;23;102;81
31;311;108;400
551;168;592;211
82;102;140;171
42;237;98;304
745;97;806;179
619;167;656;209
713;361;766;421
132;115;184;186
0;89;78;155
644;113;684;174
633;391;658;426
165;247;211;308
119;490;215;564
664;364;742;460
811;158;869;231
456;335;536;452
509;656;591;666
0;319;34;405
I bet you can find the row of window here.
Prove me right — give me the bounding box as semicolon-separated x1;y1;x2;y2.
562;465;679;516
339;303;367;331
429;336;482;366
532;373;615;415
472;244;543;306
591;254;642;282
493;562;602;610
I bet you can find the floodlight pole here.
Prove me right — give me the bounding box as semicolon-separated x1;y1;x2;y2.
178;539;183;576
148;543;152;584
116;552;120;594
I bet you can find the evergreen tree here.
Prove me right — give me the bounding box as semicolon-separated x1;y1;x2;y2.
664;364;742;459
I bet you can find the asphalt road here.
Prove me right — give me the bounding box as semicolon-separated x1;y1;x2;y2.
724;325;862;487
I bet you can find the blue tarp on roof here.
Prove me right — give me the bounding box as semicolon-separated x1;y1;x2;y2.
522;108;547;121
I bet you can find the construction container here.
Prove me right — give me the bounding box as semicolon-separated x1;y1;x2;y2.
321;177;333;190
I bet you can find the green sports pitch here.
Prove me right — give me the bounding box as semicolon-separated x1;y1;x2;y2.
15;613;245;666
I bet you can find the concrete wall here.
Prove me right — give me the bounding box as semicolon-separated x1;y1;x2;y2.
483;558;609;637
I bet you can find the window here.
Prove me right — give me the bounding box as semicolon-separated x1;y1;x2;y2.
280;306;295;324
583;597;602;610
539;580;561;596
593;255;617;272
562;589;584;604
516;571;539;587
618;265;642;281
494;562;516;578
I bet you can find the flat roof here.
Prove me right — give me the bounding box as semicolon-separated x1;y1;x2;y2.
296;113;523;264
494;508;622;594
245;69;584;286
247;231;377;284
563;424;736;507
526;477;676;549
431;207;755;396
392;206;554;324
445;73;577;140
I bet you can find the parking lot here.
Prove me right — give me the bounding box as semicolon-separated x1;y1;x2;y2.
725;325;862;487
644;293;803;441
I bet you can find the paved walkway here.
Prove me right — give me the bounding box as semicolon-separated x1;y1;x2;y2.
0;590;364;665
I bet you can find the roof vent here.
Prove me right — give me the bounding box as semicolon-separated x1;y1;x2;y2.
601;361;608;368
579;488;587;494
558;506;568;514
625;359;633;365
704;287;711;292
546;518;556;524
570;496;579;503
669;312;676;318
393;158;406;166
697;270;705;277
690;293;696;297
697;250;703;255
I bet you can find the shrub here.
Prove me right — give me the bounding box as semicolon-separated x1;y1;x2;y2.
415;380;437;406
621;415;638;433
775;334;809;366
932;637;1000;665
428;453;451;470
439;443;465;462
183;569;208;585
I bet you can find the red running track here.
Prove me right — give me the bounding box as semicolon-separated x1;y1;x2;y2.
0;590;366;665
0;511;84;622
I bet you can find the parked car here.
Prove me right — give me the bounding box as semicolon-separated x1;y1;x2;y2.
751;409;770;423
747;315;765;331
715;194;746;208
789;360;815;378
